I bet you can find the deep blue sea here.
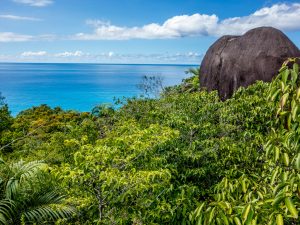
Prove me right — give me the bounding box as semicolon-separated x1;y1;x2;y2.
0;63;196;116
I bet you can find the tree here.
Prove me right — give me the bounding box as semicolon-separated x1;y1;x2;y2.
60;120;179;224
137;75;164;98
0;93;13;152
0;93;11;130
4;105;97;164
91;103;114;118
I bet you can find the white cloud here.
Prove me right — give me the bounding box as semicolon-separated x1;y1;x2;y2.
0;14;41;21
0;32;33;42
75;14;218;40
55;51;85;57
74;3;300;40
21;51;47;56
13;0;53;7
215;3;300;36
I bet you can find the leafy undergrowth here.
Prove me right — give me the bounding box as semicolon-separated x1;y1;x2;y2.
0;59;299;224
191;58;300;225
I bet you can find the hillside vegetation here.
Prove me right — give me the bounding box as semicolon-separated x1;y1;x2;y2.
0;59;299;224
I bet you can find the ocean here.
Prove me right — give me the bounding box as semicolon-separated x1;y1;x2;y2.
0;63;197;116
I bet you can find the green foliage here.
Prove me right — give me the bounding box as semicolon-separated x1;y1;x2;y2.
59;120;179;224
0;159;75;224
0;93;13;152
91;103;114;118
1;62;299;224
4;105;98;164
191;59;300;225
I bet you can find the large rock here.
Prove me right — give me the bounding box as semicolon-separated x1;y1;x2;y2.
200;27;300;100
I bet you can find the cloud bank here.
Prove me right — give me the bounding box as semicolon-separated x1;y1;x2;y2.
13;0;53;7
75;3;300;40
15;50;202;64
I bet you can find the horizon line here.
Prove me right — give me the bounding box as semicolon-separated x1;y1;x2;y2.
0;61;200;66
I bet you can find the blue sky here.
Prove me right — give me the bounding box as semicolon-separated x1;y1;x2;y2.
0;0;300;64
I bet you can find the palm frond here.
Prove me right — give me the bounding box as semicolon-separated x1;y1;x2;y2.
0;199;16;224
23;204;75;223
0;158;5;165
185;68;200;76
5;160;46;199
0;159;74;223
20;184;76;223
24;189;66;208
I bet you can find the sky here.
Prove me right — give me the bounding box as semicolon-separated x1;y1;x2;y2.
0;0;300;64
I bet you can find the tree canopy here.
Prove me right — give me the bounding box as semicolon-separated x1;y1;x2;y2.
0;60;299;224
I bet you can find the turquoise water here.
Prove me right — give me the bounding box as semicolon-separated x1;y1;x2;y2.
0;63;196;115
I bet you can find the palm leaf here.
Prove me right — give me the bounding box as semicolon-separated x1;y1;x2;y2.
185;68;200;76
0;199;16;224
18;180;75;223
0;159;75;224
23;204;75;223
5;160;46;199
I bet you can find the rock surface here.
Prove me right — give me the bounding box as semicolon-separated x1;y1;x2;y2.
199;27;300;100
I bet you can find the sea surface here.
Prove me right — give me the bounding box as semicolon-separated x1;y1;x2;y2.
0;63;196;116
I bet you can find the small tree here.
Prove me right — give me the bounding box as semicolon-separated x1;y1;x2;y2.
0;93;13;152
162;67;200;95
0;93;12;133
91;103;114;118
137;75;164;98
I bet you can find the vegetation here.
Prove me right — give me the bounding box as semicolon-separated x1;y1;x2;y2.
0;60;299;224
191;58;300;224
0;93;13;152
0;159;74;224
